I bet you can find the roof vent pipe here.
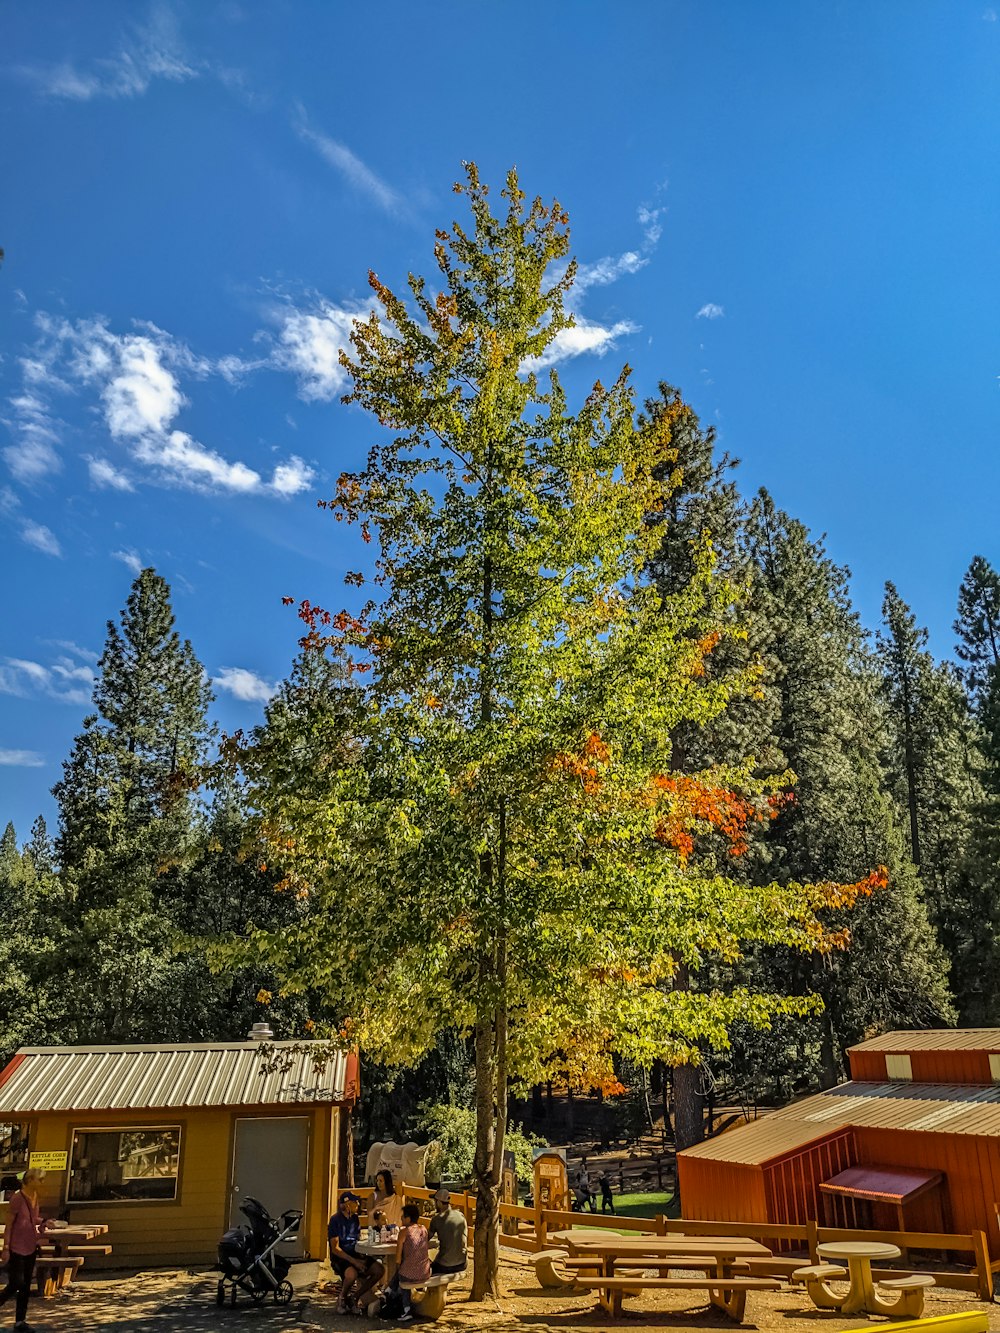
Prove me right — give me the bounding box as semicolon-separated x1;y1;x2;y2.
248;1022;274;1042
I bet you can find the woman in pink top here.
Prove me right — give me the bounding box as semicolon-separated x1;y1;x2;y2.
1;1168;48;1331
391;1202;431;1322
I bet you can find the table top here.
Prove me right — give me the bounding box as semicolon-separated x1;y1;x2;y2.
550;1232;771;1258
355;1239;397;1257
817;1240;902;1262
0;1222;110;1243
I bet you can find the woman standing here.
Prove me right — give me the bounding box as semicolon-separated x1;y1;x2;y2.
0;1168;48;1332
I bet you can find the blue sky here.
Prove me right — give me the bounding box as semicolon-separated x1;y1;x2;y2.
3;0;999;835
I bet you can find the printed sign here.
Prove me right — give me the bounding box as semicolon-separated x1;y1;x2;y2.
29;1151;68;1171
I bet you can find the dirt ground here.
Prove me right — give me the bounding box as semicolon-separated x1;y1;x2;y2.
18;1251;1000;1333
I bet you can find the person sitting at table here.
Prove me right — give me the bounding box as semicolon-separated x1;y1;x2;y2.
387;1202;430;1323
1;1168;51;1333
327;1191;383;1316
428;1188;468;1275
371;1168;401;1227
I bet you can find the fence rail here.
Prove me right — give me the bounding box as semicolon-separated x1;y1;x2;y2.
358;1182;994;1301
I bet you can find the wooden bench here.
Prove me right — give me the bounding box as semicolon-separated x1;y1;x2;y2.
39;1243;113;1257
399;1271;460;1320
35;1255;83;1298
879;1274;936;1319
572;1272;780;1319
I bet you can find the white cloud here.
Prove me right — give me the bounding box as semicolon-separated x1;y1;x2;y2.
87;456;135;491
523;317;639;372
270;456;315;496
573;251;647;295
112;547;143;575
984;6;997;19
22;7;198;101
24;315;312;499
2;391;62;482
696;303;725;320
294;106;402;214
637;204;664;247
0;749;44;768
20;521;62;557
273;302;369;401
46;640;98;663
0;655;92;705
215;666;277;703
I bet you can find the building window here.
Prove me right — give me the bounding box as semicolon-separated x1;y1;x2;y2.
0;1123;30;1173
68;1127;181;1203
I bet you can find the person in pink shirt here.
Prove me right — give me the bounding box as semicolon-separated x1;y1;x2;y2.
0;1168;49;1332
390;1202;431;1323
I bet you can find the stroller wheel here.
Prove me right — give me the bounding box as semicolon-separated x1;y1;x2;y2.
250;1287;267;1304
274;1279;294;1305
216;1280;226;1306
230;1281;238;1305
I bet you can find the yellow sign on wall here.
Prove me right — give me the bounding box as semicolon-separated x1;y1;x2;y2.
29;1151;68;1171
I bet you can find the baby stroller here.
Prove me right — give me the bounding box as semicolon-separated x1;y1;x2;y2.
216;1196;302;1306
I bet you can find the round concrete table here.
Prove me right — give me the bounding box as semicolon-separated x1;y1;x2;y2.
815;1240;902;1315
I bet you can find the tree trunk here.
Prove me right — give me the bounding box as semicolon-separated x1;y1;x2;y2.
471;997;506;1300
338;1104;355;1189
672;1063;705;1152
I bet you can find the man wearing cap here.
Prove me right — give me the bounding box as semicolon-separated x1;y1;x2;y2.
428;1188;468;1275
328;1191;383;1315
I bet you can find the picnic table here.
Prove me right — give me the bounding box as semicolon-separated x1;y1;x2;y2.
1;1221;112;1297
547;1230;778;1319
354;1237;398;1283
796;1240;925;1317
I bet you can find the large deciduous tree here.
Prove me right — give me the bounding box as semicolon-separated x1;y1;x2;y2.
236;167;882;1297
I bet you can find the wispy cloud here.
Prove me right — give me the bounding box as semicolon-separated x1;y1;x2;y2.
20;5;199;101
696;303;725;320
112;548;143;575
637;203;664;247
984;7;997;20
0;654;93;706
572;251;648;296
0;749;45;768
2;377;63;483
21;521;62;557
294;105;402;214
0;485;64;557
215;666;277;703
87;456;135;491
16;315;315;499
524;317;639;372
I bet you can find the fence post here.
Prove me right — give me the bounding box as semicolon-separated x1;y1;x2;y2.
806;1218;819;1263
655;1212;668;1237
536;1203;547;1251
971;1229;993;1301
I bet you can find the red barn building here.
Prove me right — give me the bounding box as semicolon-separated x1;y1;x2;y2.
678;1030;1000;1250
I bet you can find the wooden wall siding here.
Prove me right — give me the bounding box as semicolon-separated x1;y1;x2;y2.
28;1106;335;1267
849;1049;997;1085
677;1155;769;1224
855;1126;1000;1252
762;1130;855;1228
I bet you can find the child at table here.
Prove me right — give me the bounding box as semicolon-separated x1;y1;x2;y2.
1;1168;51;1332
389;1203;431;1323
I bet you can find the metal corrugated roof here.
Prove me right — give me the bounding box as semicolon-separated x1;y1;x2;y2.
680;1081;1000;1166
0;1042;349;1114
848;1029;1000;1053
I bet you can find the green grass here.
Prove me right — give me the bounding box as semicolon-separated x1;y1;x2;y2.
568;1190;681;1232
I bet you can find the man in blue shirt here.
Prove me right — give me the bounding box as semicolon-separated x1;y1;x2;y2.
328;1191;383;1314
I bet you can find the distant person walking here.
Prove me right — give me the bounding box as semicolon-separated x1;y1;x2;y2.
1;1168;49;1332
598;1170;616;1214
574;1159;597;1212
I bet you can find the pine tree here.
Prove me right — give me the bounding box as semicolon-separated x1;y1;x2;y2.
50;568;213;1042
955;556;1000;710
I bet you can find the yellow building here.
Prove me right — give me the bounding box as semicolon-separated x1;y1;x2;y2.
0;1040;357;1268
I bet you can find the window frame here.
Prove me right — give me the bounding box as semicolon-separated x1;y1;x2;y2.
67;1124;183;1206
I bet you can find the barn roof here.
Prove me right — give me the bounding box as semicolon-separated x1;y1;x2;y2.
848;1029;1000;1054
0;1042;352;1114
680;1080;1000;1166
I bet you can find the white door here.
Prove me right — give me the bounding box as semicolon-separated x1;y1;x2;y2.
230;1117;309;1254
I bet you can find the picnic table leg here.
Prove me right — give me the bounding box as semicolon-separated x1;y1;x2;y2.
838;1257;874;1316
802;1275;847;1311
709;1262;748;1322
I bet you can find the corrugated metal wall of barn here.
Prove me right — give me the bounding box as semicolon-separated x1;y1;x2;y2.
854;1126;1000;1252
677;1155;769;1224
761;1129;855;1226
848;1049;996;1085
